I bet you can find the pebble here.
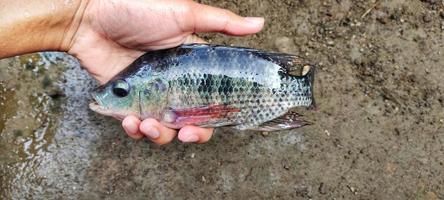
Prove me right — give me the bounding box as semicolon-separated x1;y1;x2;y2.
423;14;432;23
283;164;290;170
325;130;331;136
319;183;327;194
274;36;296;53
377;17;389;24
348;185;358;194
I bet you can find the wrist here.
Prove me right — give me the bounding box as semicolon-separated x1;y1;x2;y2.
59;0;91;52
0;0;90;58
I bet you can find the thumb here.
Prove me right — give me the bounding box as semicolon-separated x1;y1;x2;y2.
182;2;264;36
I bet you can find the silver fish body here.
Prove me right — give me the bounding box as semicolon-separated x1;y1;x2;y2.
90;44;315;131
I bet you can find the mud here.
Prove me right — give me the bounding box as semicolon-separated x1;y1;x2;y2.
1;0;444;199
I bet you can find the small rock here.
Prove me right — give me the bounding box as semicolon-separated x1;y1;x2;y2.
283;164;290;170
377;16;389;24
295;185;312;198
348;185;357;194
375;11;389;24
423;14;432;23
282;160;290;170
275;36;296;53
324;130;331;136
319;182;328;194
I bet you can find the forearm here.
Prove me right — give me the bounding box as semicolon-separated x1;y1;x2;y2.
0;0;89;58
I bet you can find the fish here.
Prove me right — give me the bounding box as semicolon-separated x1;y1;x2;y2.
89;44;315;131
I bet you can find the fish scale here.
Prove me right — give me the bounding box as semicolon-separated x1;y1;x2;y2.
91;44;316;131
168;71;311;130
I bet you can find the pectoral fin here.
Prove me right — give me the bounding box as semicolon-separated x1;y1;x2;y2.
164;104;241;125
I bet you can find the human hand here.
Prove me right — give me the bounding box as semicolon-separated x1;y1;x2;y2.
66;0;264;144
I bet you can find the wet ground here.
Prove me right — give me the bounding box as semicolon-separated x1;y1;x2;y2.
1;0;444;199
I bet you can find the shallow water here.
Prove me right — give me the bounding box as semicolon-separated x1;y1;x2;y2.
0;53;64;197
0;53;120;198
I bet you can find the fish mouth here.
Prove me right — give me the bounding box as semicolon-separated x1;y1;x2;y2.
89;94;132;121
89;101;127;120
89;94;110;116
89;101;106;114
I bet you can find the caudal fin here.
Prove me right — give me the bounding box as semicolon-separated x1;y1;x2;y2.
302;65;316;109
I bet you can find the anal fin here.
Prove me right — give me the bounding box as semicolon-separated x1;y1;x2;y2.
246;111;311;132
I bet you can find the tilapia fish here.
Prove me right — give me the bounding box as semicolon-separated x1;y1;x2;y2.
90;44;315;131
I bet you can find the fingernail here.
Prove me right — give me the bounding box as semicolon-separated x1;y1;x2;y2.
182;134;199;143
244;17;264;25
143;126;160;139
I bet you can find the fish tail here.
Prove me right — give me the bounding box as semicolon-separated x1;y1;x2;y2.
290;65;316;109
305;65;316;109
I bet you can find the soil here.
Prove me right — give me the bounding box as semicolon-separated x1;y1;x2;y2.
1;0;444;199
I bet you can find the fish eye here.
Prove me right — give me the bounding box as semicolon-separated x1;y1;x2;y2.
112;79;130;97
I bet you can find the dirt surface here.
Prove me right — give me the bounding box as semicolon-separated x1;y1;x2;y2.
1;0;444;199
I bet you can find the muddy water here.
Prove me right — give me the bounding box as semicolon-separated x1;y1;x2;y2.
0;53;62;197
0;53;120;198
0;53;68;196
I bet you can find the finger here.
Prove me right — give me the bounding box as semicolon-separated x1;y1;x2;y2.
140;34;207;50
178;126;214;144
122;116;144;140
183;34;207;44
185;2;264;35
140;118;177;145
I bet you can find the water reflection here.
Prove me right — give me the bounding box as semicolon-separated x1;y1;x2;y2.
0;52;65;198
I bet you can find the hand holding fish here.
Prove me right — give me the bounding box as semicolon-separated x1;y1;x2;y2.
0;0;264;144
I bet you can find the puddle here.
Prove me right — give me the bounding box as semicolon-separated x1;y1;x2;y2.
0;53;65;198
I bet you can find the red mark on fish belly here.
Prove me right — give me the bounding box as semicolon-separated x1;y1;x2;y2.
171;104;241;124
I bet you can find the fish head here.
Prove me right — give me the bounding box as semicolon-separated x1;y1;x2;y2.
138;77;170;120
90;78;140;120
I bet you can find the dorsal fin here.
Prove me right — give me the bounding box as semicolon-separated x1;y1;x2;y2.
251;51;306;73
179;43;310;75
